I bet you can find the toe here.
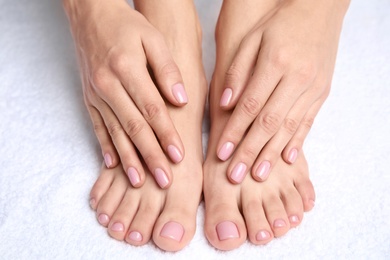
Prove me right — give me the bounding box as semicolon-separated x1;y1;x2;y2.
281;187;304;228
293;155;316;212
263;194;290;238
89;163;116;210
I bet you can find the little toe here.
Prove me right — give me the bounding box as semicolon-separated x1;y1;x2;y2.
293;155;316;212
89;163;117;210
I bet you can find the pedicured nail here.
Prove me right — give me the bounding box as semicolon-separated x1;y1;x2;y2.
160;221;184;242
167;145;183;163
220;88;233;107
111;222;124;232
127;167;140;187
154;168;169;188
309;199;315;208
231;162;247;183
216;221;239;241
288;148;298;164
289;215;300;224
217;142;234;161
98;214;110;225
128;231;143;242
89;198;96;209
104;153;113;168
172;83;188;104
256;161;271;181
273;219;287;228
256;230;271;241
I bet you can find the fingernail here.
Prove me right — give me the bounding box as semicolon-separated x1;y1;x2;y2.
231;162;247;183
289;215;300;224
104;153;112;168
256;230;271;241
256;161;271;181
172;83;188;104
154;168;169;188
111;222;124;232
216;221;239;241
98;214;110;225
167;145;183;163
128;231;143;242
220;88;233;107
127;167;140;187
217;142;234;161
160;221;184;242
288;148;298;163
273;219;287;228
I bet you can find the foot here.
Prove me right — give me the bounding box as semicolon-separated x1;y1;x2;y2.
89;1;206;251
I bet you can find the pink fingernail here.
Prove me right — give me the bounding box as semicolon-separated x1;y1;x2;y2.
220;88;233;107
160;221;184;242
216;221;239;241
172;83;188;104
154;168;169;188
104;153;112;168
289;215;300;224
256;230;271;241
111;222;124;232
98;214;110;225
273;219;287;228
256;161;271;181
288;148;298;163
128;231;143;242
231;162;247;183
167;145;183;163
127;167;140;187
217;142;234;161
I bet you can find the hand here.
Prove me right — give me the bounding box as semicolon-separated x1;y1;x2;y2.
216;0;349;183
63;0;188;189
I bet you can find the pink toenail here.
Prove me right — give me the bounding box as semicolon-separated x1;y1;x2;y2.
127;167;140;186
104;153;112;168
231;162;247;183
167;145;183;163
154;168;169;188
289;215;300;224
217;142;234;161
216;221;239;241
89;198;96;208
273;219;287;228
98;214;109;225
256;230;271;241
309;199;316;208
111;222;124;232
220;88;233;107
160;221;184;242
128;231;143;242
288;148;298;164
256;161;271;180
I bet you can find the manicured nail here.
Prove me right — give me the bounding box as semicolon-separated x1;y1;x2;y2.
217;142;234;161
167;145;183;163
111;222;124;232
216;221;239;241
127;167;140;187
255;161;271;181
128;231;143;242
256;230;271;241
172;83;188;104
160;221;184;242
154;168;169;188
273;219;287;228
220;88;233;107
89;198;96;209
104;153;112;168
288;148;298;163
309;199;315;208
98;214;109;225
289;215;300;224
231;162;247;183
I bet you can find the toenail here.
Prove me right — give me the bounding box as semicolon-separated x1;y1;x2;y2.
127;167;140;186
154;168;169;188
104;153;112;168
217;142;234;161
160;221;184;242
128;231;143;242
111;222;124;232
256;230;271;241
97;214;109;225
89;198;96;209
289;215;300;224
255;161;271;181
216;221;239;241
231;163;247;183
287;148;298;164
167;145;183;163
309;199;315;208
273;219;287;228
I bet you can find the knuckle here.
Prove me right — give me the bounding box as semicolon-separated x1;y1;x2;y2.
283;117;299;135
110;53;131;74
124;119;145;139
225;63;243;85
159;61;180;79
296;63;316;85
301;116;315;130
91;67;111;92
240;145;258;161
259;112;281;135
142;103;163;122
240;97;261;117
271;50;289;70
106;122;124;138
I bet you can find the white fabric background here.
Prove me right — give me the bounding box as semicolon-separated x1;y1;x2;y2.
1;0;389;259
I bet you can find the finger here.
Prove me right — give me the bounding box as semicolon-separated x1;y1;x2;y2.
142;30;188;106
220;31;262;109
